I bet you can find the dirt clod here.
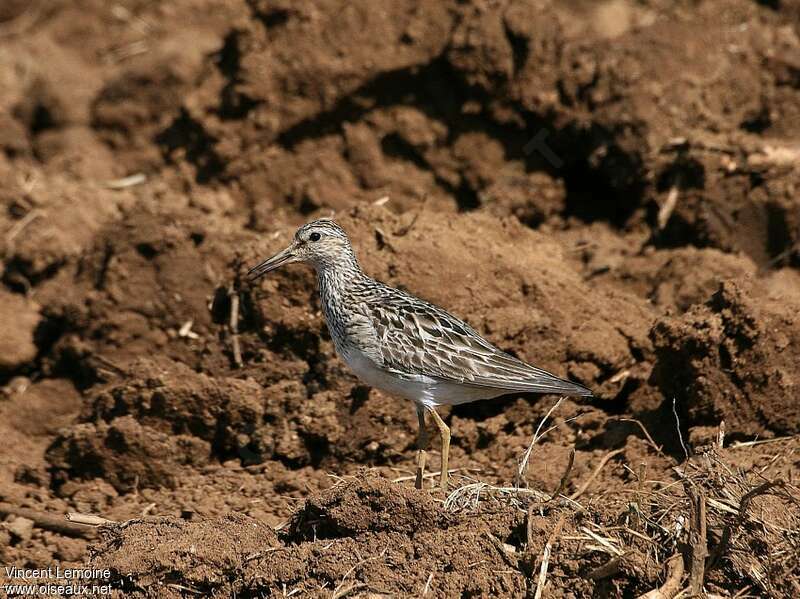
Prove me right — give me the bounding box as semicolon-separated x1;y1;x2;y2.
652;279;800;436
0;290;40;370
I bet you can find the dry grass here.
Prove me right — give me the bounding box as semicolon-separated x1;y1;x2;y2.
444;425;800;596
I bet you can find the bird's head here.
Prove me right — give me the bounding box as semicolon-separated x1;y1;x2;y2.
247;219;355;280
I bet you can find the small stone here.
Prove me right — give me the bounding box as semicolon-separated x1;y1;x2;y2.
6;516;34;541
2;376;30;397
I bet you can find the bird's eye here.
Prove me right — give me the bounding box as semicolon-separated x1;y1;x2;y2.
309;232;321;242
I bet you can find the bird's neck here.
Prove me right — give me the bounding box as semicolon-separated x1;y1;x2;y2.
316;251;364;307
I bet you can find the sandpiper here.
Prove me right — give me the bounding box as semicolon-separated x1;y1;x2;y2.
248;219;592;490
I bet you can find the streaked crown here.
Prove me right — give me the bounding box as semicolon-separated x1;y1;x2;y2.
295;218;349;242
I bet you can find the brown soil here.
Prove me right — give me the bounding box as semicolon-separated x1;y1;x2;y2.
1;0;799;597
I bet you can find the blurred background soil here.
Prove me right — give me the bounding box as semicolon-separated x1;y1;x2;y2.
0;0;799;596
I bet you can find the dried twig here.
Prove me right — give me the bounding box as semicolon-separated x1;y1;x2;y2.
672;398;689;460
687;488;708;595
630;462;647;531
0;503;98;539
228;285;243;368
65;512;118;527
89;354;129;378
613;418;666;458
166;583;202;595
533;514;567;599
517;396;565;486
421;572;434;596
392;467;475;483
580;526;624;556
526;504;535;548
569;448;625;500
549;448;575;501
4;209;42;245
105;173;147;189
178;319;199;340
331;546;387;598
658;184;680;230
728;436;796;449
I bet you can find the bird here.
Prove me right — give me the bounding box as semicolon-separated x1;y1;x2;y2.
248;218;593;491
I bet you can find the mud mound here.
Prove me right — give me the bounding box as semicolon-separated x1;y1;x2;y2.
45;357;292;492
89;452;799;597
90;475;529;597
652;279;800;437
46;416;209;494
91;513;279;596
287;474;446;540
44;353;416;492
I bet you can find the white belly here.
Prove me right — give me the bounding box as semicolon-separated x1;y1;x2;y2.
341;347;506;409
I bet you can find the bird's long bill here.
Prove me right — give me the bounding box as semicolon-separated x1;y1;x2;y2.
247;245;297;280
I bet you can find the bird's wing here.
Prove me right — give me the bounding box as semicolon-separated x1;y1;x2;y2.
362;287;592;397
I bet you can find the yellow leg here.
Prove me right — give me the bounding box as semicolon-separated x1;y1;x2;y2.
428;408;450;491
415;406;428;490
